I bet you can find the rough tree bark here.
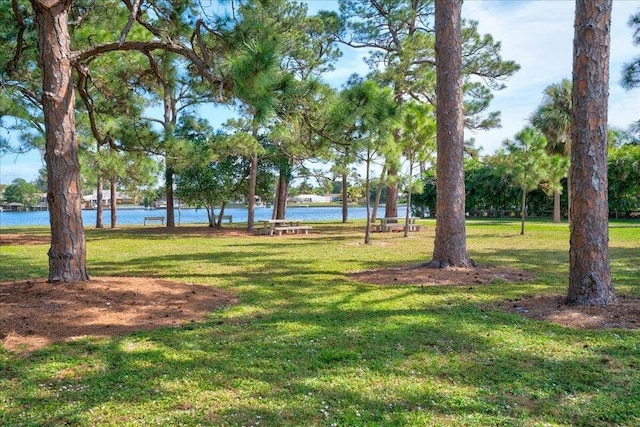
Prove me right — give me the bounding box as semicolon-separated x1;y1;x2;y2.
364;148;373;244
370;164;387;226
426;0;474;268
567;0;616;306
165;167;175;228
274;171;288;220
32;0;89;282
553;190;561;223
341;172;348;223
110;178;117;229
384;121;404;220
96;174;104;228
403;159;415;238
247;153;258;231
246;117;260;231
162;82;177;228
520;188;527;235
384;163;398;219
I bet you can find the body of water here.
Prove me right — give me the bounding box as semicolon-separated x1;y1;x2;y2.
0;205;408;228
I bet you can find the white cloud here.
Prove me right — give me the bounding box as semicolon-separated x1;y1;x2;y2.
463;0;640;153
2;1;638;182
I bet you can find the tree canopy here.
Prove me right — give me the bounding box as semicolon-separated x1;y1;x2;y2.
2;177;40;208
1;0;636;288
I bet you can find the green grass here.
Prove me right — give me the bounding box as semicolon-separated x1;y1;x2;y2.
1;219;639;426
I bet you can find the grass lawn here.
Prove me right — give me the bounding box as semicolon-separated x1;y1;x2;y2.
1;219;639;426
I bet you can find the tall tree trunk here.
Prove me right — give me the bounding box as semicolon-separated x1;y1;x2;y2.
567;167;572;223
404;160;414;238
206;206;215;227
162;81;177;228
165;167;175;228
385;114;403;219
371;164;387;226
275;172;287;219
218;202;227;227
32;0;89;282
247;153;258;231
364;149;372;244
520;188;527;235
427;0;474;268
110;178;117;229
271;188;279;220
553;190;561;222
281;178;288;219
341;172;348;223
384;162;398;218
96;174;104;228
567;0;615;306
247;119;259;231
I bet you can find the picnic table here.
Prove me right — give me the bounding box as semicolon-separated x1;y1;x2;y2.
376;216;422;232
256;219;312;236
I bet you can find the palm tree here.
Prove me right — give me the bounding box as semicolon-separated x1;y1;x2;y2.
398;102;436;237
501;127;552;235
530;79;572;222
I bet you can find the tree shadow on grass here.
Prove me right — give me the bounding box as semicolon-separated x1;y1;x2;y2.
2;296;638;426
0;253;48;281
2;223;638;425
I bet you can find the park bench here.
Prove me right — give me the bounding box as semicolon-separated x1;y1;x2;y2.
143;216;165;225
220;215;233;223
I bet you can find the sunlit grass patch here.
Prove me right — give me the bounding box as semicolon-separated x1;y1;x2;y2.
1;219;639;426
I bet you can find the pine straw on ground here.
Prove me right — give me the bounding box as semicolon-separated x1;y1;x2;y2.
349;264;639;331
2;228;637;356
0;277;237;355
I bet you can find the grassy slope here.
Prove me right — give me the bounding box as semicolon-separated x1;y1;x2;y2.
1;219;639;426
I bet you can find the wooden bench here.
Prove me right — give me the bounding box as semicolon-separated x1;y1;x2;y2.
144;216;165;225
273;225;312;236
220;215;232;223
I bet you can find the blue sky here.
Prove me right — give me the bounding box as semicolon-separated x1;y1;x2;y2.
1;0;638;184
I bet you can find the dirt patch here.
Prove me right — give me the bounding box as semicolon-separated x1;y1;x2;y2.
348;264;535;286
0;226;322;245
349;264;640;330
496;294;640;330
0;227;253;246
120;225;254;237
0;277;237;355
0;233;50;246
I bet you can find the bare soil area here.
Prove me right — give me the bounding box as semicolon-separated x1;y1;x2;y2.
0;233;50;246
496;293;640;330
0;227;253;247
350;264;639;330
0;226;323;247
1;277;237;354
348;264;535;286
